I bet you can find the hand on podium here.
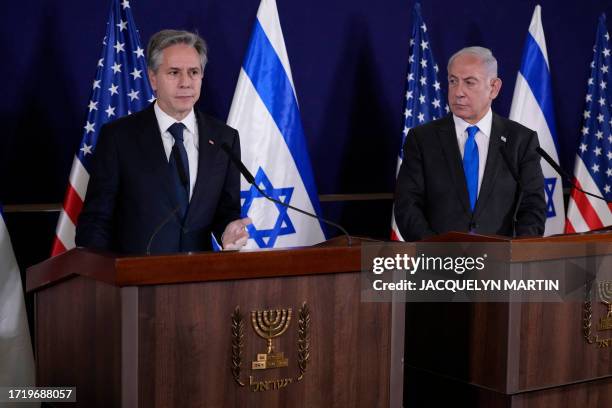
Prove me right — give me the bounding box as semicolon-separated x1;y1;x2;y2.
222;218;252;250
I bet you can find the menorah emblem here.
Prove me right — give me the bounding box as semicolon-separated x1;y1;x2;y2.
597;281;612;331
251;308;292;370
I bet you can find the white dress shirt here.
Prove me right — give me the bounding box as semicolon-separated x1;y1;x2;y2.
154;103;199;200
453;108;492;195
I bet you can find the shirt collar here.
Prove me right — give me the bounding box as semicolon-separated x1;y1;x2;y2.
452;108;493;138
154;102;197;136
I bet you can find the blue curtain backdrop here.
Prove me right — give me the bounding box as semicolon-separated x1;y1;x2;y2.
1;0;611;259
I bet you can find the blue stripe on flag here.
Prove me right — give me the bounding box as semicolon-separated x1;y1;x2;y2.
211;232;222;252
519;33;560;152
242;20;323;220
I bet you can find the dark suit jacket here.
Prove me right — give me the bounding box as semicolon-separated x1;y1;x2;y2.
75;104;241;254
394;113;546;241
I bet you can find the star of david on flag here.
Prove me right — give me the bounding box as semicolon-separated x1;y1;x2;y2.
544;178;558;217
509;5;565;236
52;0;154;256
227;0;326;249
391;2;446;241
566;14;612;232
241;168;296;248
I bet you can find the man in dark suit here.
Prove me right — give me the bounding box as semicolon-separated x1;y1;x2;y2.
394;46;546;241
76;30;250;254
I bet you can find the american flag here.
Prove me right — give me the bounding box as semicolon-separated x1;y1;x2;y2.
51;0;154;255
391;2;446;241
565;14;612;233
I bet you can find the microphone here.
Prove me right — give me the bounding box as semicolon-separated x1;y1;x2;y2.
499;146;523;238
536;147;611;204
146;205;183;255
215;141;352;246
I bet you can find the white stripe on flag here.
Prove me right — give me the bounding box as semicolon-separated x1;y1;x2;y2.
566;197;590;233
391;158;405;241
69;156;90;201
55;210;76;250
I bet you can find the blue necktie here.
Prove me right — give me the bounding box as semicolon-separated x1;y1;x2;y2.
463;125;479;211
167;122;190;220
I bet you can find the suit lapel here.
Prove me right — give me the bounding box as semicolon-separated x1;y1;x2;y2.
184;111;219;225
136;104;179;210
437;116;471;213
474;113;505;217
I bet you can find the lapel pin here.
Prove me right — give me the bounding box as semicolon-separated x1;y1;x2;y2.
500;135;507;143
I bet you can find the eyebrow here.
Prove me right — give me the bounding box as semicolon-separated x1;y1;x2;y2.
448;75;479;81
167;66;201;71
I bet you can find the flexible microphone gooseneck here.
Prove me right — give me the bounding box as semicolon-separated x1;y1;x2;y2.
536;147;611;204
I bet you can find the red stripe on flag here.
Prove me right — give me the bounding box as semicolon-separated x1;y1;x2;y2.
50;237;67;256
63;184;84;225
570;179;604;231
564;219;575;234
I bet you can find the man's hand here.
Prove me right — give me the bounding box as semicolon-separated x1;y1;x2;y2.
221;218;252;250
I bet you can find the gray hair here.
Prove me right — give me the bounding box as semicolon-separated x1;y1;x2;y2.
147;29;208;72
447;46;498;78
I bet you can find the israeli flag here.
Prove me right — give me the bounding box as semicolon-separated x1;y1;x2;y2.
227;0;326;249
1;207;36;401
509;5;565;236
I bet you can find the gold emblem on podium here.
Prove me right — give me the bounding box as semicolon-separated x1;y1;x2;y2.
597;281;612;331
231;303;310;392
583;281;612;348
251;309;292;370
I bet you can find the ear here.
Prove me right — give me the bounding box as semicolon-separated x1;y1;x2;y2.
490;77;502;100
148;69;158;91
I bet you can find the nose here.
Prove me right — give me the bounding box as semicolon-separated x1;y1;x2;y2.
178;71;190;88
454;82;466;99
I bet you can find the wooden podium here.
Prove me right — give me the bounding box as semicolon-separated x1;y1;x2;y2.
26;239;405;407
27;232;612;407
404;231;612;407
